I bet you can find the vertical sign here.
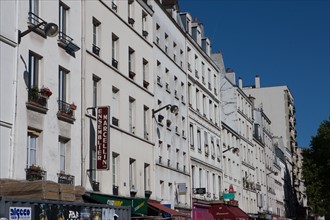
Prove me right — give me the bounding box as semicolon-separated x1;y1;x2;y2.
97;106;110;169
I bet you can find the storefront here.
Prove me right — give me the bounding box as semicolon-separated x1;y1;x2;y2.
192;201;214;220
148;200;188;220
209;203;250;220
85;192;148;216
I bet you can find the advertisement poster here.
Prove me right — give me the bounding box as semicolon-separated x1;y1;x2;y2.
9;207;32;220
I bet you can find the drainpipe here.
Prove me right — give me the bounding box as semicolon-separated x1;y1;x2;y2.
80;0;86;187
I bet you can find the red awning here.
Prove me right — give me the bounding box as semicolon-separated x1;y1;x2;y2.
209;203;249;220
148;200;186;217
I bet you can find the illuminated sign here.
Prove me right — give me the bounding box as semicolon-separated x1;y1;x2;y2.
97;106;110;170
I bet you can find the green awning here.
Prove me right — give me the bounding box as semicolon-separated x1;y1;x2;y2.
89;193;147;215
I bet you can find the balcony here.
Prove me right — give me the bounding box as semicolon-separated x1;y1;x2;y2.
58;32;80;57
112;117;119;126
57;173;75;185
26;87;50;114
129;71;136;79
92;44;100;56
112;58;118;69
27;12;48;37
143;80;149;89
112;2;117;12
57;100;76;124
26;165;46;181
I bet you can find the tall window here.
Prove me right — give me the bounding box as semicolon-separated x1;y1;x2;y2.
199;168;202;187
142;11;148;36
129;97;135;133
92;17;101;52
59;138;68;173
58;67;68;103
112;33;119;68
112;87;119;123
143;59;149;83
27;132;37;166
189;124;194;147
191;165;195;188
28;51;41;89
196;89;200;111
144;163;150;190
197;129;201;151
92;75;100;116
29;0;39;17
129;158;136;189
112;152;119;186
144;105;149;140
128;47;135;78
59;1;69;34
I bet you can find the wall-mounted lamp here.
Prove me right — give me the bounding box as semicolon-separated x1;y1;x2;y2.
152;104;179;119
18;22;59;44
266;170;278;176
223;147;239;154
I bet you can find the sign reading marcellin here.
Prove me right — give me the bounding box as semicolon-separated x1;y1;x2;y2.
97;106;110;170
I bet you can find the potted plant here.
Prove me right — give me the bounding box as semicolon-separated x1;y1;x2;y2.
40;86;52;97
28;86;39;100
69;102;77;110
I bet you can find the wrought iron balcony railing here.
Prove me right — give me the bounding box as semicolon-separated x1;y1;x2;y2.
58;100;75;119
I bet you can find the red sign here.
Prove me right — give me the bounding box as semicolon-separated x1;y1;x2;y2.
97;106;110;169
229;184;235;193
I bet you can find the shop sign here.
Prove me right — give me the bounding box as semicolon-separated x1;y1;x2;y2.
97;106;110;170
178;183;187;194
9;207;31;220
193;188;206;194
223;193;235;200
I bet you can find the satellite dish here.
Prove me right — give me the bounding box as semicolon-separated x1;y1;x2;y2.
157;127;161;139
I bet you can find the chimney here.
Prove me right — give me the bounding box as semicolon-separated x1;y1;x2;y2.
238;77;243;89
255;75;260;88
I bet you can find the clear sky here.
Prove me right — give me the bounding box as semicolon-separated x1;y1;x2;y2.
179;0;330;147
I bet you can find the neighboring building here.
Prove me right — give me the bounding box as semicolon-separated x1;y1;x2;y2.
0;0;17;179
296;147;309;219
81;0;155;216
243;75;299;218
182;13;223;218
149;0;191;216
1;0;82;184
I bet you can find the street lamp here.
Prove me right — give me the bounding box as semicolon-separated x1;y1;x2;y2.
266;170;278;176
223;147;239;154
152;104;179;118
18;21;59;44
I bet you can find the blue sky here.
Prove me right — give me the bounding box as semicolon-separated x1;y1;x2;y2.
179;0;330;147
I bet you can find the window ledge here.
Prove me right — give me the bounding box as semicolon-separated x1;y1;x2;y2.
26;102;48;114
57;112;75;124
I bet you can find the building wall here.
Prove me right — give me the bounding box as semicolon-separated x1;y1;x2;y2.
0;0;17;179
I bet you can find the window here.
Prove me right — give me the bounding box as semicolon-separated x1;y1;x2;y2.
189;124;194;147
187;47;191;71
144;106;149;140
143;59;149;87
28;51;41;89
202;62;205;83
27;132;38;166
208;68;212;90
191;165;195;188
218;176;221;195
59;2;69;34
128;47;135;79
59;137;69;173
156;23;160;45
197;129;201;151
164;33;168;53
58;67;69;103
128;0;135;26
112;87;119;125
129;158;136;189
112;152;119;186
213;173;216;194
92;75;100;116
144;163;150;190
188;83;192;105
92;17;101;55
129;97;135;133
194;55;199;77
203;95;207;116
142;11;148;38
112;34;119;68
199;168;202;187
196;89;200;111
29;0;39;15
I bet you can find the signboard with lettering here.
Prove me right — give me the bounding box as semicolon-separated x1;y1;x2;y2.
178;183;187;194
193;188;206;194
97;106;110;170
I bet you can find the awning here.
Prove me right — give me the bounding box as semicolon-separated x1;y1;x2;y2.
86;192;147;215
209;203;249;220
193;203;214;220
148;200;186;217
